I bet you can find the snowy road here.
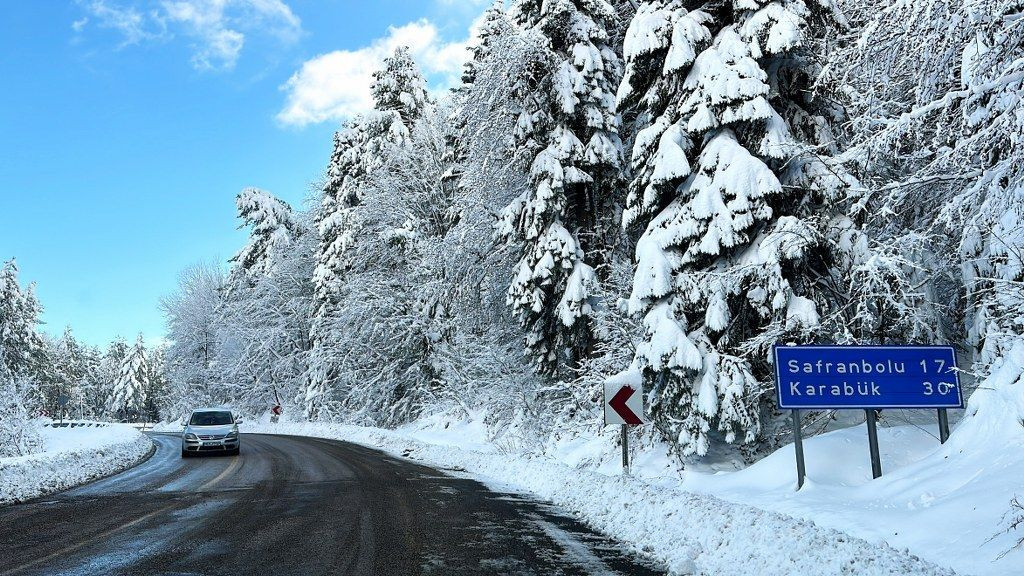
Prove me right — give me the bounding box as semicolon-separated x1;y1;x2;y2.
0;433;664;576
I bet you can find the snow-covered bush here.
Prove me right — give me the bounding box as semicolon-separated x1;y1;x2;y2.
0;378;42;458
1006;496;1024;557
833;0;1024;378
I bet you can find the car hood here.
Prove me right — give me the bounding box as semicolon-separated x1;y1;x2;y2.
185;424;236;436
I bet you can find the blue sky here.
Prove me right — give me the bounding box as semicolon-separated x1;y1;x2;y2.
0;0;487;348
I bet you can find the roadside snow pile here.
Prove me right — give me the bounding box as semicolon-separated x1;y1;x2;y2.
0;422;152;505
685;344;1024;576
246;417;952;575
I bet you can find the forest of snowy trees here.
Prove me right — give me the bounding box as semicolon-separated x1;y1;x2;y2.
157;0;1023;463
0;259;168;456
4;0;1021;467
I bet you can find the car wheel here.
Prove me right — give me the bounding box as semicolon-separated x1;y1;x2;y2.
230;447;240;456
181;448;190;458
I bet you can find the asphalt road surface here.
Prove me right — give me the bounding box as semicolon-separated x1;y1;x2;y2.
1;433;665;576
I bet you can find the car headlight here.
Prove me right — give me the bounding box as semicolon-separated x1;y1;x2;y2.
184;433;198;441
225;430;238;438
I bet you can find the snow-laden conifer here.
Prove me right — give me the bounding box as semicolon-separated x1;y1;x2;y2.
460;1;513;88
110;336;149;422
617;0;847;456
308;47;431;419
499;0;624;375
220;191;312;417
0;259;47;382
230;187;302;281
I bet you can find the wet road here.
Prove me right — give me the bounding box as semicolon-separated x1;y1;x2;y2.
0;433;664;575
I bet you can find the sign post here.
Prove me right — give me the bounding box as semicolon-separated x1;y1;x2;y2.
57;394;69;425
791;409;806;489
775;345;962;488
605;373;645;475
865;409;882;479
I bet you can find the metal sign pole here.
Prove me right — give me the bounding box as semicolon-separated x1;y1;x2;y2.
621;424;629;476
937;408;950;444
791;409;806;489
865;409;882;479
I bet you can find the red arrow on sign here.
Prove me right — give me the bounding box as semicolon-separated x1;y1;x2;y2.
610;386;643;425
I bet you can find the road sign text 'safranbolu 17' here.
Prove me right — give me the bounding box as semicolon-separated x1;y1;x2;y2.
774;345;963;410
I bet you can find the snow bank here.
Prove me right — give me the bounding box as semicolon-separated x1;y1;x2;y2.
245;416;952;575
680;344;1024;576
0;422;152;505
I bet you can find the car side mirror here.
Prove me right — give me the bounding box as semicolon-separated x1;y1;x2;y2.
235;418;244;424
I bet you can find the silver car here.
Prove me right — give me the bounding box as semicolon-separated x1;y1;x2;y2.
181;408;241;457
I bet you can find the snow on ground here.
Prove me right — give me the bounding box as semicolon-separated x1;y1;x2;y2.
0;421;152;505
680;421;1023;576
245;415;955;575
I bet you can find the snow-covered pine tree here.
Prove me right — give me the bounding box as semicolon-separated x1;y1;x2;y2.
77;343;105;418
616;0;847;457
47;327;88;417
0;259;47;382
307;47;431;420
220;190;312;416
499;0;624;376
110;336;148;422
143;344;168;422
461;1;512;88
448;1;518;187
0;259;46;445
230;187;303;282
98;338;128;419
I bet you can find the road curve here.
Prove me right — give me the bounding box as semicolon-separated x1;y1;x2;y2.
0;433;664;576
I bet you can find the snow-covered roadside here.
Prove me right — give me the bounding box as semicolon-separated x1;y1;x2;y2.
245;418;953;575
0;422;152;505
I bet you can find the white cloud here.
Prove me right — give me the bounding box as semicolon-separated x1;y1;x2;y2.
161;0;301;70
74;0;302;70
277;19;473;127
76;0;160;46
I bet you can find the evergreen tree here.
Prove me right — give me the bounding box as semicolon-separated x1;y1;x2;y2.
0;259;47;382
617;0;847;457
498;0;624;376
230;187;303;281
108;334;147;420
47;327;87;418
370;46;430;125
460;1;512;88
308;47;431;420
77;343;106;418
141;344;167;422
220;191;312;416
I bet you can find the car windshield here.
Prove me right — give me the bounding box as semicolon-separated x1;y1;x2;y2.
189;411;233;426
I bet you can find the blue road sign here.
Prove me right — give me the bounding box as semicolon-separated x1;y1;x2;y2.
774;345;963;410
